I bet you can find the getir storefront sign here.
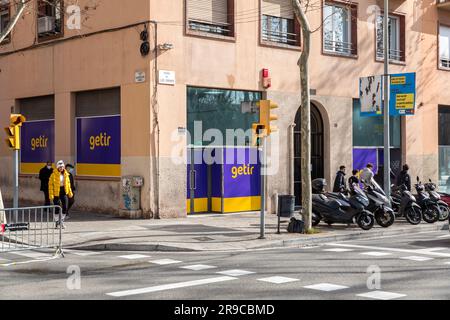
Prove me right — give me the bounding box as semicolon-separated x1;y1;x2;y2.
20;120;55;174
76;115;121;177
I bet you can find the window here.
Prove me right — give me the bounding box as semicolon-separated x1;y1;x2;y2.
37;0;63;39
376;14;405;62
323;2;357;56
260;0;299;46
186;0;234;37
439;24;450;69
439;106;450;193
187;87;262;146
0;0;10;42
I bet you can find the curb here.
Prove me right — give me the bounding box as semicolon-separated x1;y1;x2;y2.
67;222;449;253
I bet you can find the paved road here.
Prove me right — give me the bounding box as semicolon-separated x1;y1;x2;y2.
0;230;449;300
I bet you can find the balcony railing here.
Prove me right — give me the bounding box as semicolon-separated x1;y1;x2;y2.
376;48;404;62
262;29;298;45
441;57;450;69
188;19;231;36
324;40;355;56
437;0;450;10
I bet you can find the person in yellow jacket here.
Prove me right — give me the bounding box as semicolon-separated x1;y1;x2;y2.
49;160;73;229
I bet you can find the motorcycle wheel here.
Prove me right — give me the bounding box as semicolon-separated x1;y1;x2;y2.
375;209;395;228
405;207;422;225
356;212;375;231
312;211;321;227
423;205;440;224
438;204;450;221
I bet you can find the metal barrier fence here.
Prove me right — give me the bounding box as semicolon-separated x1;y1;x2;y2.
0;206;63;255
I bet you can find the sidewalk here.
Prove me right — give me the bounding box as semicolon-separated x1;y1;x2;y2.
58;211;449;252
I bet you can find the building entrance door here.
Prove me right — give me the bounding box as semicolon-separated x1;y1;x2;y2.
294;104;324;206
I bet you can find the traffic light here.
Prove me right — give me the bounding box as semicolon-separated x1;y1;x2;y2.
252;123;265;147
4;114;26;150
258;100;278;136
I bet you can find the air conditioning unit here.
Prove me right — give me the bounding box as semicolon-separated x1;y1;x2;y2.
38;16;55;34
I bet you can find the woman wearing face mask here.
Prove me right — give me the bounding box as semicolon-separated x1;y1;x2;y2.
65;164;76;218
48;160;73;229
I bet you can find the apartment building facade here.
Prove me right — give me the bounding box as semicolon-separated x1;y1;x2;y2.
0;0;450;218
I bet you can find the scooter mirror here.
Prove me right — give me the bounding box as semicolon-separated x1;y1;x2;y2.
429;178;432;182
416;176;419;182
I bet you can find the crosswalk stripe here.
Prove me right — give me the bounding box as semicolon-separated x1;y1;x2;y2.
180;265;217;271
400;256;434;262
149;259;182;265
323;248;354;253
357;291;406;300
303;283;349;292
257;276;299;284
360;252;392;257
118;254;151;260
326;243;450;258
217;269;255;277
106;276;237;297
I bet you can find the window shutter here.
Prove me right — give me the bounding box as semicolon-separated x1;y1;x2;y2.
294;17;301;47
187;0;228;25
440;25;450;59
19;96;55;121
399;15;405;62
261;0;293;19
350;5;358;56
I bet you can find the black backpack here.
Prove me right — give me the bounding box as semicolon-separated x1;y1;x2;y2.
287;217;305;233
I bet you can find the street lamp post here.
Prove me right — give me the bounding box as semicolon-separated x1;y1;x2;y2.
383;0;391;198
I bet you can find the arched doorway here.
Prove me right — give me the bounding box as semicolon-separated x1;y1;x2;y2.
294;104;324;206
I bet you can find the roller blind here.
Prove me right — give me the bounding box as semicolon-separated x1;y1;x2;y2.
261;0;293;19
187;0;228;25
75;88;120;118
440;25;450;59
19;95;54;121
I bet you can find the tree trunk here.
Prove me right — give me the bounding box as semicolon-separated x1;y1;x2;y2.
292;0;312;231
0;0;27;44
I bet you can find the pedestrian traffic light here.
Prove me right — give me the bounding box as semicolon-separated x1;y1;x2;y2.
4;114;26;150
258;100;278;136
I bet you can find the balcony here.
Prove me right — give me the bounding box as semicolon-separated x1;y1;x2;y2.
437;0;450;10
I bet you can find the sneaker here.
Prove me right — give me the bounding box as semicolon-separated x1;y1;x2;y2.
55;221;60;229
61;223;66;230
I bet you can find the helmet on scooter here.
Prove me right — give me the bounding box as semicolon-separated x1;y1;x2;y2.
312;178;327;193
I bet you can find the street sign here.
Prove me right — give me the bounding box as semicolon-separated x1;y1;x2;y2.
389;72;416;116
359;75;383;117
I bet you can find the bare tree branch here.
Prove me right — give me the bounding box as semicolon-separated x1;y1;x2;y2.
0;0;29;44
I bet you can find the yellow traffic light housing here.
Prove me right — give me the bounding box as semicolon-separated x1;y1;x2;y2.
4;114;26;150
258;100;278;136
4;126;20;150
252;123;266;147
10;114;26;127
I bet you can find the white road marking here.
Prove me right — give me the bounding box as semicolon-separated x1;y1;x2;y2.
11;251;53;259
323;248;354;253
217;269;255;277
399;256;434;262
437;234;450;239
444;261;450;265
326;243;450;258
304;283;349;292
257;276;299;284
415;247;448;253
180;264;217;271
106;276;237;297
118;254;150;260
360;252;392;257
64;249;102;256
357;291;406;300
0;256;58;267
149;259;182;265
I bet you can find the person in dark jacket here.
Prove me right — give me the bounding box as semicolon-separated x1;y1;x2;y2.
333;166;347;193
65;164;76;217
397;164;412;191
348;169;360;188
39;161;53;206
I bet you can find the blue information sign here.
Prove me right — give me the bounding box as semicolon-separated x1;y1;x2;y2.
389;72;416;116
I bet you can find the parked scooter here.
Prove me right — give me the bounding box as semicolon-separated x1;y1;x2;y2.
414;177;440;223
424;179;450;221
391;184;423;225
363;180;395;228
311;179;374;230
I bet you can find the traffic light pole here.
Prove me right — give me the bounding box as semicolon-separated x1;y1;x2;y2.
383;0;391;198
259;135;266;240
13;149;19;209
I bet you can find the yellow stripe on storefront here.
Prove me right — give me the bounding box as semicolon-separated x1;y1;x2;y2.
20;163;48;175
186;198;208;214
76;163;121;177
212;196;261;213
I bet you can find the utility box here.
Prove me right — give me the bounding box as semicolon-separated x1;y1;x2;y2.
119;176;144;219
